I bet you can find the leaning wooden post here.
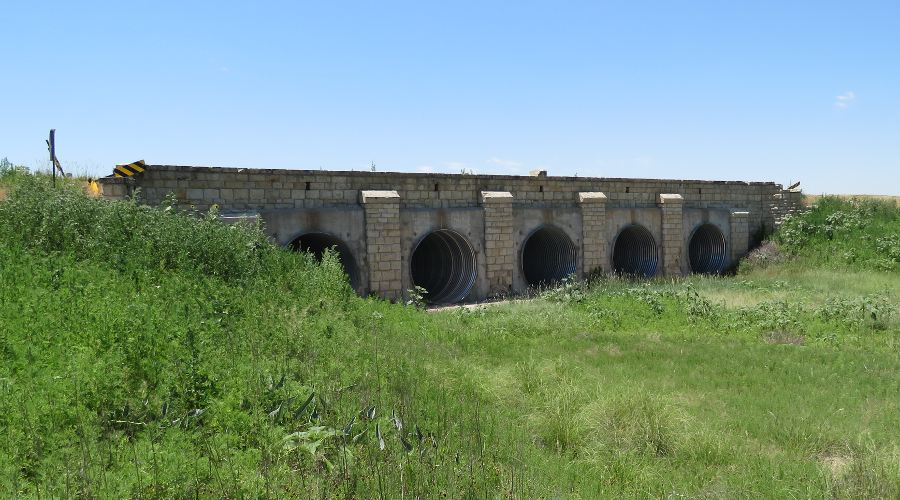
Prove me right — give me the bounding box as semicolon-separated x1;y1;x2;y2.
49;129;56;187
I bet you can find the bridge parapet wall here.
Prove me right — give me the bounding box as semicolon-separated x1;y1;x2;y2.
101;165;796;302
128;166;781;232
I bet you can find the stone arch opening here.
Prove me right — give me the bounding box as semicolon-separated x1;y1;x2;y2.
688;223;727;274
521;225;577;286
289;232;360;289
612;224;658;277
410;229;477;304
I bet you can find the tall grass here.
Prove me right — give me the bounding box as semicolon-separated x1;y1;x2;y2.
0;176;279;283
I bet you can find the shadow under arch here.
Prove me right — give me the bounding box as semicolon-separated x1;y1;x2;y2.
612;224;659;277
410;229;477;304
289;232;360;290
521;225;577;287
688;223;727;274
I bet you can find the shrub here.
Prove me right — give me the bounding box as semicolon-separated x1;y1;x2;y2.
0;176;279;283
775;197;899;272
0;157;29;179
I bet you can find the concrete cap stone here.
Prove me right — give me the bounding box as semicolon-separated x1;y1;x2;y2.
578;192;608;203
480;191;514;203
219;212;261;225
360;190;400;203
657;193;684;204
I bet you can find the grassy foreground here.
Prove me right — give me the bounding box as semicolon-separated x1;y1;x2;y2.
1;170;898;498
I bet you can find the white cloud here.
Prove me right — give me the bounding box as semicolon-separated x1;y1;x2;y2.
834;91;856;109
412;162;476;174
486;157;522;168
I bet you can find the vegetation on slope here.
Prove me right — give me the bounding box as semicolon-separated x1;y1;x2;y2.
775;195;899;272
1;170;898;497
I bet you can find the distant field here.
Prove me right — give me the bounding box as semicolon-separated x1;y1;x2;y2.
805;193;900;205
1;174;898;497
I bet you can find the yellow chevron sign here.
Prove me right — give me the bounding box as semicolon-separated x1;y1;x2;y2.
114;160;147;177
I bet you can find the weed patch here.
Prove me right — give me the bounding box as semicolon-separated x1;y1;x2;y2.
579;393;680;458
826;443;900;499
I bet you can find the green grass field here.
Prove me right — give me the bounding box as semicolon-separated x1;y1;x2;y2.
1;164;898;498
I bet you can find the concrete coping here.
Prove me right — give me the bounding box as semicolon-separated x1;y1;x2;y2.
657;193;684;204
480;191;514;203
144;165;781;186
360;190;401;204
578;191;608;203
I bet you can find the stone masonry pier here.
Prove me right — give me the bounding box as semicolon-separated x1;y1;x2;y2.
99;166;802;304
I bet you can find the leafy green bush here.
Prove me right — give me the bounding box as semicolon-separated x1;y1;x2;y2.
776;196;899;271
0;176;279;283
0;157;29;179
818;293;895;331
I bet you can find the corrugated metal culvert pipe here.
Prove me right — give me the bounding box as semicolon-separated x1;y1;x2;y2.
410;229;477;304
521;225;577;286
612;224;658;277
290;233;360;289
688;223;727;274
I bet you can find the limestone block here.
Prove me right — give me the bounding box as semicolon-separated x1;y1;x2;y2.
578;191;608;204
480;191;513;203
361;190;401;204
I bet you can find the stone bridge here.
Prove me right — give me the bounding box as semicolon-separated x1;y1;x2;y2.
99;166;802;304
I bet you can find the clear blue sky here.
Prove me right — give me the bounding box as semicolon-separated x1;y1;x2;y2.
3;1;898;194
